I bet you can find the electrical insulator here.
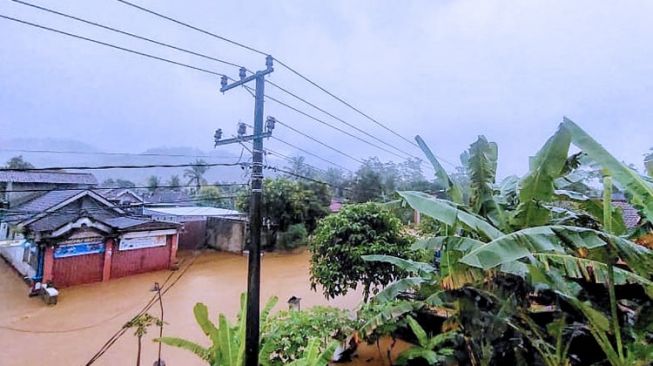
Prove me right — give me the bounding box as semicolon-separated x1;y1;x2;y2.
238;123;247;136
220;75;228;89
214;129;222;144
266;116;276;133
239;67;247;80
266;55;273;69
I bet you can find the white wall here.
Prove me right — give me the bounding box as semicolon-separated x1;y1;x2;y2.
0;244;36;278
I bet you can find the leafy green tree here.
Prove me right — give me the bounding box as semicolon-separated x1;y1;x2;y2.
102;178;137;188
5;155;34;169
309;202;413;301
116;179;136;188
321;167;348;197
348;165;383;203
261;306;355;365
196;186;222;207
168;175;182;191
237;178;330;235
284;156;318;179
146;175;161;192
184;159;210;192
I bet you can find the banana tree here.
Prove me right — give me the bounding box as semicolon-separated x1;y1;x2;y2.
156;294;278;366
394;316;457;365
365;121;653;365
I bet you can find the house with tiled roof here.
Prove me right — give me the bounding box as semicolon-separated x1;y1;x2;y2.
0;171;180;291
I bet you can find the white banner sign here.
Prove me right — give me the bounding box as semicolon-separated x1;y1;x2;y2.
119;235;167;251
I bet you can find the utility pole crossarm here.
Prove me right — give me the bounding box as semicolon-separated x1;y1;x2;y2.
220;56;273;93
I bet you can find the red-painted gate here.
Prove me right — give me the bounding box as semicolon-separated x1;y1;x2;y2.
52;253;104;287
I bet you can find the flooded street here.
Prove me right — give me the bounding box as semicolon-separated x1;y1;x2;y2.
0;250;406;366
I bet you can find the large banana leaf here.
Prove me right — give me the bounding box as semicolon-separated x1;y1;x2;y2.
399;191;504;240
411;236;485;253
460;225;653;279
362;254;435;276
535;252;653;291
156;337;213;362
217;314;236;365
440;248;485;289
359;301;423;337
193;302;220;360
512;126;572;228
374;277;428;303
562;117;653;223
415;135;463;204
467;136;507;229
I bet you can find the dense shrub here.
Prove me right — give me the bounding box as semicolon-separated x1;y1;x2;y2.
309;202;414;301
276;223;308;250
261;306;356;365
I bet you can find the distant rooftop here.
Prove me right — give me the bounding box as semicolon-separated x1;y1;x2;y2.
145;206;242;217
0;170;97;185
144;189;191;206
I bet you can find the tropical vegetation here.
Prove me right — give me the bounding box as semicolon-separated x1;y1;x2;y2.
351;118;653;365
309;202;414;301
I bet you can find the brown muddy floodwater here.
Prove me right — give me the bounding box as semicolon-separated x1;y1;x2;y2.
0;250;410;366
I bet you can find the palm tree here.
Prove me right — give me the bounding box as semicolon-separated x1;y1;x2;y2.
184;159;210;193
168;175;181;191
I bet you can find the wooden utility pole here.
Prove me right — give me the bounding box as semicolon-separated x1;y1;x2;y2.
215;55;274;366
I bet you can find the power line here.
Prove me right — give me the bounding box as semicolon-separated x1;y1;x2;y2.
263;93;406;160
270;136;352;173
0;162;244;171
115;0;269;57
0;148;235;160
107;0;453;168
273;118;364;166
3;8;447;171
265;80;419;160
0;183;247;194
10;0;245;70
0;14;226;77
273;58;418;148
85;253;200;365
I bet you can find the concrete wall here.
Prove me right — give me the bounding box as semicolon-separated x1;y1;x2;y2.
206;217;246;252
0;244;36;279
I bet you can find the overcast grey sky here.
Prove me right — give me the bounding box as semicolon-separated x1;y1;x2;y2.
1;0;652;178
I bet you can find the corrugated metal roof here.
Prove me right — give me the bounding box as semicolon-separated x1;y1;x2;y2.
0;170;97;184
145;206;243;217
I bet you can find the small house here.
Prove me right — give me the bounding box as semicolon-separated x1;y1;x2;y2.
1;180;180;289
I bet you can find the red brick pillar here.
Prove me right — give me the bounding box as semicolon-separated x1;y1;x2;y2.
43;246;54;284
169;234;179;267
102;239;114;282
413;209;421;225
